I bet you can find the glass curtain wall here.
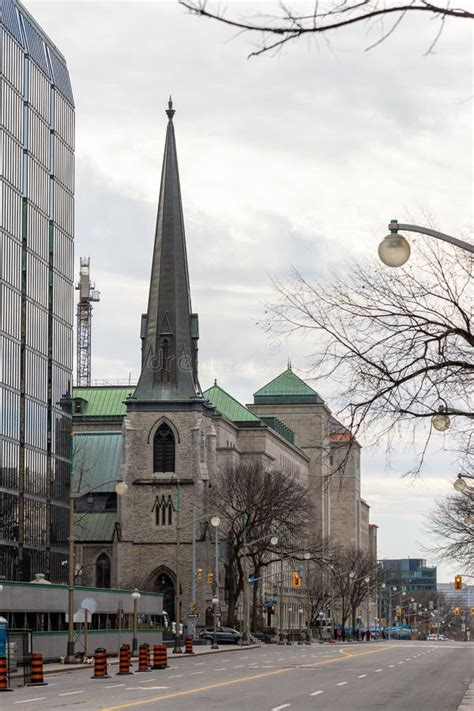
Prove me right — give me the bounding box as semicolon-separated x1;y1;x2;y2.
0;0;74;582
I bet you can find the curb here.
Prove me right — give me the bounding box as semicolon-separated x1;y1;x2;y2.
43;644;261;675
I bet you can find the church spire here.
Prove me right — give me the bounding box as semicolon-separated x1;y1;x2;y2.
134;99;201;401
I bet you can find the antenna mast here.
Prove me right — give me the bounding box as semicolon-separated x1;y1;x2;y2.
75;257;100;386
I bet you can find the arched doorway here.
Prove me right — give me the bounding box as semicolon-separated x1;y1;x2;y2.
154;571;176;622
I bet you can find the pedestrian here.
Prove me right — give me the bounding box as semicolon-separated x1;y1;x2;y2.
367;628;371;642
361;630;366;642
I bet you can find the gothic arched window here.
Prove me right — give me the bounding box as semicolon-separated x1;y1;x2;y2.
96;552;111;588
153;423;175;473
152;495;175;526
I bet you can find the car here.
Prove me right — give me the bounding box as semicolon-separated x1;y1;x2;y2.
199;627;242;644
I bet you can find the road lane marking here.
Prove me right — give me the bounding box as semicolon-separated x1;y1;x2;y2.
233;664;244;668
398;661;404;664
168;674;183;678
272;705;290;711
191;671;204;675
389;664;395;667
126;687;169;691
106;684;126;688
194;662;205;665
336;681;348;686
59;690;85;696
215;667;227;671
13;699;46;704
310;690;324;696
102;645;395;710
375;669;383;672
358;674;367;678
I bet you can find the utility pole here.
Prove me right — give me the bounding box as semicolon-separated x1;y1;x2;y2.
76;257;100;386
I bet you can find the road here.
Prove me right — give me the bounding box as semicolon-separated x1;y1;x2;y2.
5;640;473;711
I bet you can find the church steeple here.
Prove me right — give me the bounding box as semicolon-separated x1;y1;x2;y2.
134;99;201;401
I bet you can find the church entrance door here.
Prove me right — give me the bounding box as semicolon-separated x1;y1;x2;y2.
154;572;176;622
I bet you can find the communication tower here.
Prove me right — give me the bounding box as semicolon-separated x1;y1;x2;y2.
76;257;100;386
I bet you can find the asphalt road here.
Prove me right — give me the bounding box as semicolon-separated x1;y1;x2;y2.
5;641;473;711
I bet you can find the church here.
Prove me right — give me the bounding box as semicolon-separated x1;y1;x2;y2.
72;100;376;630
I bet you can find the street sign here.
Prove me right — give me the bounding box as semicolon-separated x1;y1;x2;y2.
187;614;199;619
264;599;278;606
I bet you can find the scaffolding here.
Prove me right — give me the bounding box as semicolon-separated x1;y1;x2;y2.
75;257;100;386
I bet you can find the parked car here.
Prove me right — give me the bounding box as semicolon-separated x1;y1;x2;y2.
199;627;242;644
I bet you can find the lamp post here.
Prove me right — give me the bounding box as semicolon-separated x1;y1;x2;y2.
378;220;474;268
241;532;278;646
131;588;141;655
288;607;293;644
298;608;304;644
210;516;221;650
303;551;311;644
278;543;285;645
66;477;128;664
364;576;370;634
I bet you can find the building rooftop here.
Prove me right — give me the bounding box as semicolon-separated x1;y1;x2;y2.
203;382;260;423
254;366;325;405
74;512;116;542
73;432;122;493
73;386;134;417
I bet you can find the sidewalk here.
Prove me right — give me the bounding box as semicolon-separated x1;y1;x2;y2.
457;677;474;710
44;643;261;675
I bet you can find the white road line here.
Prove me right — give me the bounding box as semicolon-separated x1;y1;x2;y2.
13;699;46;704
241;656;248;659
168;674;183;678
406;658;411;660
272;705;291;711
233;664;244;668
194;662;205;665
389;664;395;668
336;681;348;686
140;678;159;683
310;690;324;696
59;690;86;696
191;671;204;675
126;687;169;691
278;657;286;661
398;661;404;664
215;667;227;671
358;674;367;678
105;684;126;689
375;669;383;672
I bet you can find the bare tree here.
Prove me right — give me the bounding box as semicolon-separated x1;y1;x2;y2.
426;488;474;575
267;242;473;474
179;1;473;58
211;461;310;628
330;545;378;637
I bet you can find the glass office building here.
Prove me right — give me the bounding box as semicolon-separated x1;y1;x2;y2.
0;0;74;582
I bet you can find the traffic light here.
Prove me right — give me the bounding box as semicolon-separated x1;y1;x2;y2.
470;607;474;615
454;607;461;616
196;568;203;582
455;575;462;590
207;570;214;586
291;571;301;588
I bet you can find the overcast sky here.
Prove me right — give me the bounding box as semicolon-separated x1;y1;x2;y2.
24;1;472;583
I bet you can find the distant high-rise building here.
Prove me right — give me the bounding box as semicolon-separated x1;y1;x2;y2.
378;558;437;592
0;0;74;582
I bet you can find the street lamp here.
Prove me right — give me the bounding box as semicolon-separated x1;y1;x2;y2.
210;516;221;649
432;405;450;432
66;477;128;664
298;608;304;644
378;220;474;268
131;588;141;655
303;551;311;644
454;473;474;492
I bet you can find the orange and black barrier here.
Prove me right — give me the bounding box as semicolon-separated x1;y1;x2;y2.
184;636;194;654
136;644;151;672
28;652;47;686
152;644;168;669
91;647;110;679
0;656;13;692
116;645;133;676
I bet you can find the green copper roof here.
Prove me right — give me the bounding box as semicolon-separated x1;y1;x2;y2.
74;512;116;542
73;432;122;493
254;368;325;405
203;383;260;423
73;386;134;417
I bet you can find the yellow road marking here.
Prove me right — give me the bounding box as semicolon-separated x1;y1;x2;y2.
102;645;394;710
